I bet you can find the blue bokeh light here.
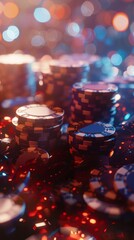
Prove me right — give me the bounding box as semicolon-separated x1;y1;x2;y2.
111;53;122;66
2;25;20;42
124;113;131;121
94;25;106;41
34;7;51;23
66;22;80;37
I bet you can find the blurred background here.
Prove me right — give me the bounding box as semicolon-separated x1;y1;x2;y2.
0;0;134;62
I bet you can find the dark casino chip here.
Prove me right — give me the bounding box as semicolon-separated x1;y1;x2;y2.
114;164;134;207
69;122;116;141
15;147;50;168
83;191;125;218
89;166;120;202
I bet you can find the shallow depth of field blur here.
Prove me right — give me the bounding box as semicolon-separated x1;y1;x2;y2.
0;0;134;63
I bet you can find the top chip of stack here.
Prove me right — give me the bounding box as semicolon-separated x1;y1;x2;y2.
15;104;64;128
72;82;118;95
68;121;116;143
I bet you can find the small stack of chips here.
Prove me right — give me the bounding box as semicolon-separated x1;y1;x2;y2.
70;82;118;124
84;163;134;217
39;55;90;120
12;104;64;151
0;53;36;108
68;121;116;168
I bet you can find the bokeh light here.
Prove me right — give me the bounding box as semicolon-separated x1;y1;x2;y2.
34;7;51;23
2;31;13;42
2;25;19;42
127;65;134;76
49;4;71;20
4;2;19;19
81;1;94;17
111;53;122;66
66;22;80;37
112;12;129;32
31;35;45;47
94;25;106;41
0;0;133;60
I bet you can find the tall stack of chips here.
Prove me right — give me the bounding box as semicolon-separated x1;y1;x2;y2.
12;104;64;151
0;53;36;109
38;56;90;121
70;82;118;124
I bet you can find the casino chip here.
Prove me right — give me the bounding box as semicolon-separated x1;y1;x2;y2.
89;166;120;201
71;122;116;140
12;104;64;151
15;147;50;176
16;104;64;127
83;191;125;218
0;194;25;226
68;122;116;151
114;164;134;207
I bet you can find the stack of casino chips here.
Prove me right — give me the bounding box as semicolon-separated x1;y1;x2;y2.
38;56;90;120
0;53;36;105
70;82;118;124
12;104;64;151
68;121;116;168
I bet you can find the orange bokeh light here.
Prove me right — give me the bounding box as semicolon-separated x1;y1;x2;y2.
4;2;19;19
89;218;96;224
112;12;129;32
50;4;70;20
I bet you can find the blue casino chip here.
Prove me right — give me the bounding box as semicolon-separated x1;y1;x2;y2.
114;164;134;206
73;122;116;141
